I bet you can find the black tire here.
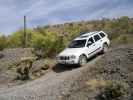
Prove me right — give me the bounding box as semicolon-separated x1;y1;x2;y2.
102;43;108;53
78;55;87;66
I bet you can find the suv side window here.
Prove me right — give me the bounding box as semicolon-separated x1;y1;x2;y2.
87;37;94;47
94;34;101;42
99;32;105;38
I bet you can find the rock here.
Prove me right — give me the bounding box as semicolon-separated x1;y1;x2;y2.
31;59;46;73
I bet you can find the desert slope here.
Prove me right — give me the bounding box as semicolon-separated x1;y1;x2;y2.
0;45;132;100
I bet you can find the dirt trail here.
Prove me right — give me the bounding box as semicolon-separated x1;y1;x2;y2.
0;54;101;100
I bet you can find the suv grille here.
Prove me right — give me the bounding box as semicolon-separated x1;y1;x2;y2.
60;56;69;60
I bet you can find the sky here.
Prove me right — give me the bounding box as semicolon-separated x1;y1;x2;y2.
0;0;133;35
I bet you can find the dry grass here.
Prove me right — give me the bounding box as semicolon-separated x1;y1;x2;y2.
86;79;129;100
86;79;107;90
112;34;133;47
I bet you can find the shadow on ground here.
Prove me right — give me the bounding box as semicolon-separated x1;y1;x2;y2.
52;64;80;73
52;54;101;73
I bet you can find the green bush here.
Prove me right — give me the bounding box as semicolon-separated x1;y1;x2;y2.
0;35;7;50
8;29;33;48
31;32;65;58
8;30;24;47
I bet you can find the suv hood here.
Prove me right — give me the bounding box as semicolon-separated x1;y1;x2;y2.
59;48;85;56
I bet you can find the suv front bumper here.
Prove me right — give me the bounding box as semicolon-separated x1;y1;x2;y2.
56;59;79;64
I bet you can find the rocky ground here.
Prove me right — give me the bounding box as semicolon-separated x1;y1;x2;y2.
0;48;35;87
0;45;132;100
0;48;54;88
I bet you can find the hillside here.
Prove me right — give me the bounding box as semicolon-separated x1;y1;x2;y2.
0;45;132;100
0;16;133;58
0;16;132;100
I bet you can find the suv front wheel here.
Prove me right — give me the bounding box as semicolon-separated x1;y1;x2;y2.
78;55;87;66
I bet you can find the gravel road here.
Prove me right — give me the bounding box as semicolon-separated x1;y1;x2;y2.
0;54;101;100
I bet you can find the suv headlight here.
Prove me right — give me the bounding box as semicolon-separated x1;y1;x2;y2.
70;55;76;59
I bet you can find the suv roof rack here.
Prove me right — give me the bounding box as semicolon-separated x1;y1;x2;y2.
79;31;99;37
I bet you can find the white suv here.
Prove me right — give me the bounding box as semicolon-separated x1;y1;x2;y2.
56;31;110;65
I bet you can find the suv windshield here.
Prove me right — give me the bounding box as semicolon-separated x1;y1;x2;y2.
68;39;86;48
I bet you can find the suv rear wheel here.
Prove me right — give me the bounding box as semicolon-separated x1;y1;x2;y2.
78;55;87;66
102;43;108;53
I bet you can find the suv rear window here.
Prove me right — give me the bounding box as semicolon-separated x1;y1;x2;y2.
94;34;101;42
99;32;105;38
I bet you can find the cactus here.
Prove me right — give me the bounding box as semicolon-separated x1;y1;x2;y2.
16;57;35;80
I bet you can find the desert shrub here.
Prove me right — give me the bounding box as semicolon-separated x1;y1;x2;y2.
8;29;33;48
128;27;133;34
31;32;46;58
86;79;129;100
31;32;65;58
108;32;121;40
31;32;45;50
0;35;7;50
112;34;133;46
86;79;107;90
95;80;129;100
8;30;24;48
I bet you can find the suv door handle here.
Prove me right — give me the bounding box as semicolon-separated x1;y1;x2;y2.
93;44;95;46
100;40;102;42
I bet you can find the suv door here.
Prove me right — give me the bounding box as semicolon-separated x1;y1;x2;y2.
86;37;96;57
93;34;102;53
